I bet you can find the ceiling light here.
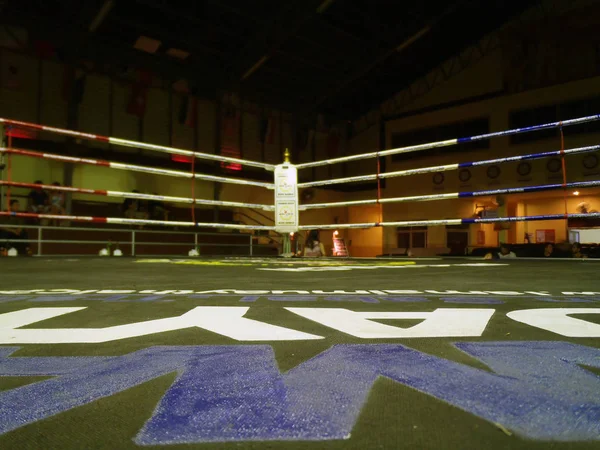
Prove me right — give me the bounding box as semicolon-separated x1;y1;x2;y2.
134;36;161;54
573;191;580;196
166;48;190;60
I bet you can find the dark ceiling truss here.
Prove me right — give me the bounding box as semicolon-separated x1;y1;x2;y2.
273;49;336;73
131;0;239;36
228;1;332;83
108;15;224;58
0;0;542;122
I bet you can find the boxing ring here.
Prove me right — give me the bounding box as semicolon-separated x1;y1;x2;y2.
2;116;600;450
1;113;600;256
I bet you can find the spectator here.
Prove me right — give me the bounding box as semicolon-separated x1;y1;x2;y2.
0;199;31;256
49;182;66;214
498;243;517;258
48;182;66;226
28;180;49;214
484;243;516;260
571;242;587;258
148;193;170;221
544;242;570;258
303;230;326;257
122;190;149;226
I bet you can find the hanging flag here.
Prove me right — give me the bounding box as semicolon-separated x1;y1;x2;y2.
178;95;198;128
126;70;153;118
222;102;238;138
295;127;308;152
3;64;21;90
317;113;326;131
344;121;354;139
137;69;153;86
258;114;276;145
33;40;55;59
126;83;148;117
305;129;315;153
259;116;268;144
220;145;242;172
61;67;73;100
266;117;275;145
73;72;86;104
61;67;87;104
327;127;340;157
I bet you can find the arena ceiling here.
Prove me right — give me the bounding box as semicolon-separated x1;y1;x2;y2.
2;0;537;120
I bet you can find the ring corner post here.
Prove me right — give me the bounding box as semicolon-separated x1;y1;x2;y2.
274;148;299;257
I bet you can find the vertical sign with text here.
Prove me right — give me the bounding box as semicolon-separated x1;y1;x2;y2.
274;163;298;233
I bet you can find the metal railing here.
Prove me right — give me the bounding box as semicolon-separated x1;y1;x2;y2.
234;210;283;245
0;224;279;257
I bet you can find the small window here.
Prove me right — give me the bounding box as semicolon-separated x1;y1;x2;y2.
509;105;558;144
412;231;426;248
397;232;410;249
559;96;600;136
397;227;427;248
391;117;490;163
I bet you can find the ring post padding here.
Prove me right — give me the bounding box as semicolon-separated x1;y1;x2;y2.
274;157;299;234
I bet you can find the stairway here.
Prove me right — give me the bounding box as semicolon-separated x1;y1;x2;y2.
333;237;349;257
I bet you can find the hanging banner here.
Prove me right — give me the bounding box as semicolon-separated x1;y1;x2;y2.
536;229;556;243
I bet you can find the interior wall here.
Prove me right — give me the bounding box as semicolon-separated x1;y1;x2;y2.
346;124;379;177
4;37;600;256
393;50;505;115
347;205;382;257
0;48;290;216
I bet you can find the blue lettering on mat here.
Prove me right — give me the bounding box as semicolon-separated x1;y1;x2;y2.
0;295;598;304
442;297;504;304
268;296;318;302
0;342;598;443
324;296;379;303
381;296;430;302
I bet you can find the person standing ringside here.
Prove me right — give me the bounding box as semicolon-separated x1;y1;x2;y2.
303;230;326;257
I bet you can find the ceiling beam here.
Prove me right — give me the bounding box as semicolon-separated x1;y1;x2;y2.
132;0;237;35
1;4;301;113
204;0;271;26
340;3;402;46
313;16;369;46
227;0;335;83
290;34;357;69
274;49;336;72
109;15;224;57
89;0;115;33
4;11;217;85
307;1;468;114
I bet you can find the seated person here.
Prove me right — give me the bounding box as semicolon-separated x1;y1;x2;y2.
544;242;571;258
303;230;326;257
148;194;169;221
48;182;66;215
484;243;516;260
28;180;49;214
48;181;66;226
571;242;587;259
122;190;149;220
0;199;31;255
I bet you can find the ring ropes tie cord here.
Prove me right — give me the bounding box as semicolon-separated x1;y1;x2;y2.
559;124;569;227
191;153;196;224
376;151;382;224
6;129;12;211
